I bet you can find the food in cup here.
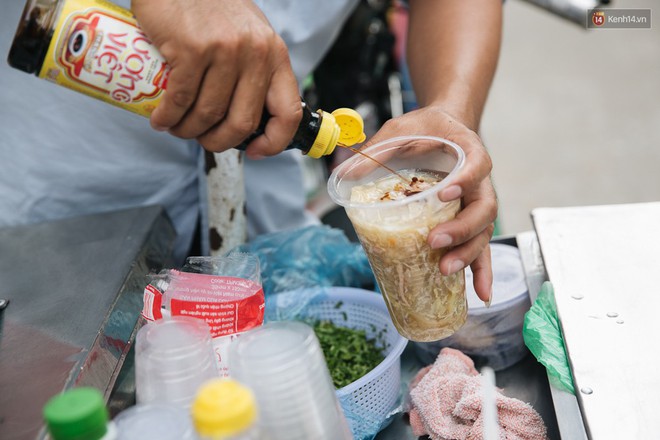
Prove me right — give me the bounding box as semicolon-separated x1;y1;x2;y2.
346;168;466;342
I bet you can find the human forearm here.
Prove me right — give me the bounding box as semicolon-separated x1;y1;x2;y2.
407;0;502;130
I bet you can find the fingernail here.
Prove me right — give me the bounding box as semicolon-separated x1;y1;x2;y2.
447;259;464;275
430;233;452;249
484;287;493;308
152;124;169;132
441;185;462;201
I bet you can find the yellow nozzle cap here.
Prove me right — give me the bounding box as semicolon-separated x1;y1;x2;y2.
192;379;257;438
331;108;366;146
308;110;341;159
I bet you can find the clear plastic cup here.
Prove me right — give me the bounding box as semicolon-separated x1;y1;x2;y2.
413;243;531;370
114;404;196;440
135;316;218;407
228;321;352;440
327;135;467;342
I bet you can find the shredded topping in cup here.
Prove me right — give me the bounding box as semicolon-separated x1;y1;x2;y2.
346;167;465;342
350;169;445;204
379;176;437;200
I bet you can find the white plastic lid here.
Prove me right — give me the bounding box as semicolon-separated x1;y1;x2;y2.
466;244;528;313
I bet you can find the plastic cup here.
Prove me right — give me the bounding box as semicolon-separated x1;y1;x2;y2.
327;135;467;342
229;321;352;440
135;316;218;407
113;404;196;440
413;243;531;370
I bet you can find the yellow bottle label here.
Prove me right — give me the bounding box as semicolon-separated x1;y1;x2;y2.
39;0;167;116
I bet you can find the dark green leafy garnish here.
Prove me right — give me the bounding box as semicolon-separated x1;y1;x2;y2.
313;320;385;388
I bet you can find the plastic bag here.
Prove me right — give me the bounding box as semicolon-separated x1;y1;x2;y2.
181;253;260;280
523;281;575;394
234;225;375;297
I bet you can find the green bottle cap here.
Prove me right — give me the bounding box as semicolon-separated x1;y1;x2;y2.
43;388;109;440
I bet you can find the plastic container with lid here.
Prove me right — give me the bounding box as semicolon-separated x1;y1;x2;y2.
43;387;117;440
192;379;260;440
413;243;532;370
8;0;366;158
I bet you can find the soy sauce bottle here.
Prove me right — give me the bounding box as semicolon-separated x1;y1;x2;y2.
235;104;366;158
8;0;366;157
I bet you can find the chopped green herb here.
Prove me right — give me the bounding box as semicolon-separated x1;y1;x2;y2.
334;301;344;309
312;320;385;389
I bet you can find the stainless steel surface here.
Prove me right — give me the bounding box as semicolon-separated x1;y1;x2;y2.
0;206;175;440
376;236;560;440
517;231;588;440
532;202;660;439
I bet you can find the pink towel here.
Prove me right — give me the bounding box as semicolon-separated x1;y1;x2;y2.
408;348;548;440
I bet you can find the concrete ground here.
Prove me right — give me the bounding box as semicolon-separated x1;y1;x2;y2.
483;0;660;235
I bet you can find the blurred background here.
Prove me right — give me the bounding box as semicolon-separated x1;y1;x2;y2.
307;0;660;237
483;0;660;234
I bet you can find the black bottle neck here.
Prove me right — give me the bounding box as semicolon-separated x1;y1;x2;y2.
8;0;59;74
234;101;321;154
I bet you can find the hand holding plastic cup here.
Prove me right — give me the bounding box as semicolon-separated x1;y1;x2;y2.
328;135;467;342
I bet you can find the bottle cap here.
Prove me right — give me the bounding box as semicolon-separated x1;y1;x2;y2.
332;108;367;146
192;379;257;437
308;110;341;158
43;388;109;440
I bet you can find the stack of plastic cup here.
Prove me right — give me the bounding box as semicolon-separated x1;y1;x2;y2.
229;321;352;440
135;316;218;408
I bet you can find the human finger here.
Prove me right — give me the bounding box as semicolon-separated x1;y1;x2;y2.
196;46;271;152
428;179;498;249
168;60;238;139
438;129;492;203
150;52;206;131
438;225;494;280
469;244;493;304
244;45;301;157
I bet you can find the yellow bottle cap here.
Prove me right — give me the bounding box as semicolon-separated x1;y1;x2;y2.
331;108;367;146
308;110;341;159
192;379;257;438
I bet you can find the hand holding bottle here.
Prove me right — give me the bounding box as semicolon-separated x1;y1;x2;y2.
132;0;302;157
